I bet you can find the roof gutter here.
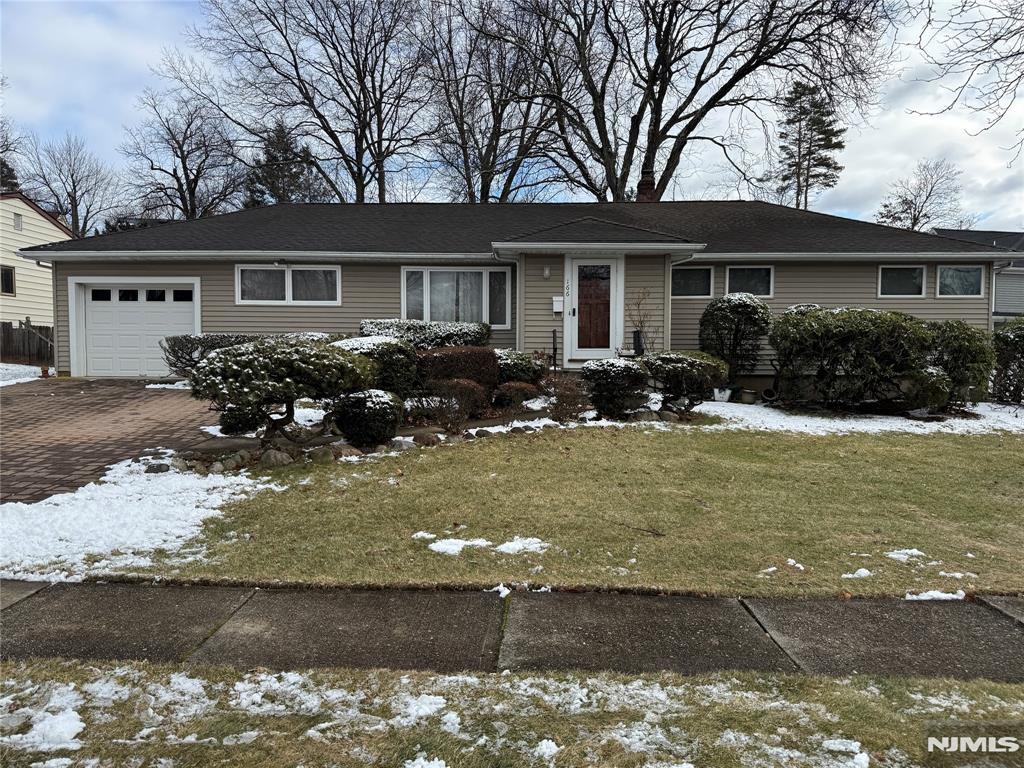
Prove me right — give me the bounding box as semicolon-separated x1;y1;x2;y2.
676;252;1003;264
17;249;497;263
493;241;706;255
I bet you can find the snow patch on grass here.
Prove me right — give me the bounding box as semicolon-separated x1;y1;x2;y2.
427;538;492;556
841;569;872;579
905;589;965;601
0;363;51;387
0;451;279;582
885;548;926;563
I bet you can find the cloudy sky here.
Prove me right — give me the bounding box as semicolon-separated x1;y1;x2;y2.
2;0;1021;229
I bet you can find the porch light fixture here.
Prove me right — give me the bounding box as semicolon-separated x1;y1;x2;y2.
543;266;551;279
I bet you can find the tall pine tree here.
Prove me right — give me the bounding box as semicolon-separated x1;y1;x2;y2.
242;122;331;207
773;82;846;209
1;156;20;193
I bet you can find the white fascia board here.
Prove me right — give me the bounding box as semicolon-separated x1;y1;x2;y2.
679;252;1001;263
17;250;495;263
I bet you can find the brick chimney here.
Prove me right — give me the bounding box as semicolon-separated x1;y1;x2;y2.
636;169;656;202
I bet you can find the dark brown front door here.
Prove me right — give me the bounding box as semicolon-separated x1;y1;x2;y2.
577;264;611;348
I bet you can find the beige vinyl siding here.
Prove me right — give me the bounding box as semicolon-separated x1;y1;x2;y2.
520;254;564;357
623;254;667;351
670;261;993;373
995;270;1024;316
54;261;516;374
1;198;70;325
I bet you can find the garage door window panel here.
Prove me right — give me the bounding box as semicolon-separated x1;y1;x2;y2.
173;289;193;302
236;264;341;305
118;289;139;302
146;289;166;302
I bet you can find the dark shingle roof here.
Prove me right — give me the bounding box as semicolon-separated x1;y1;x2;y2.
27;201;1003;255
932;228;1024;253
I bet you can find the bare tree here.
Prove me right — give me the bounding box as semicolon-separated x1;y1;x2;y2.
21;133;120;237
874;157;978;231
919;0;1024;158
422;0;561;202
166;0;430;203
121;88;245;220
490;0;899;201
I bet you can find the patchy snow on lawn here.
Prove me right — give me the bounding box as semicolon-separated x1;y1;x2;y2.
694;401;1023;435
885;548;926;563
0;683;84;752
0;451;279;582
841;568;873;579
418;533;551;558
494;536;550;555
145;380;190;390
427;538;492;556
0;363;52;387
905;589;966;601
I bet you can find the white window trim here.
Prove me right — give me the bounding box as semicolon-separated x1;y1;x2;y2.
726;264;774;298
671;265;714;299
400;265;512;330
936;264;985;298
877;264;927;299
234;263;342;306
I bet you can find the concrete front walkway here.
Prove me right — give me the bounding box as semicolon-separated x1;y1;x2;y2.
2;580;1023;681
0;379;213;502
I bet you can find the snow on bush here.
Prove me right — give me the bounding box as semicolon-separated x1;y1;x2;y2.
992;317;1024;404
159;333;263;377
698;293;772;381
333;389;404;449
359;319;490;349
642;351;728;412
926;320;995;407
0;452;277;581
189;337;373;436
580;357;649;418
333;336;418;398
495;348;546;384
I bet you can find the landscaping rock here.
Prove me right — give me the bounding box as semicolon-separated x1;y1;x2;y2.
221;457;240;472
390;437;417;452
509;426;526;434
235;450;252;465
658;410;680;422
462;431;475;440
444;435;465;445
522;426;536;433
169;457;190;472
630;410;658;421
412;432;442;447
331;444;363;459
260;449;294;467
209;461;225;474
144;463;170;474
308;447;335;465
475;429;494;438
906;408;945;422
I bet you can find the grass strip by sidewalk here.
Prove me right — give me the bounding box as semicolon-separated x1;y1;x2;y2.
3;658;1024;767
153;427;1024;597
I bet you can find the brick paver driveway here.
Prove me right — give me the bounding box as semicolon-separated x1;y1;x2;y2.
1;379;214;503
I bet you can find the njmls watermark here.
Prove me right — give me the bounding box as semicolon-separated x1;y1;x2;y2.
925;722;1024;767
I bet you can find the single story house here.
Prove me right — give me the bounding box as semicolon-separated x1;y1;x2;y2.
20;201;1009;380
933;228;1023;324
2;191;73;327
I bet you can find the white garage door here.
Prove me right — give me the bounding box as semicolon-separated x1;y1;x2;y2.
84;285;196;377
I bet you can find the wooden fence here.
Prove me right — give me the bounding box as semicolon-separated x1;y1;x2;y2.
0;321;54;366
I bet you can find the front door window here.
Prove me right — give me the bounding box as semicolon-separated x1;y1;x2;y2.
577;264;611;349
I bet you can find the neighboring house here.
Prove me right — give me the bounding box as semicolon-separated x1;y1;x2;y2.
1;191;73;327
20;201;1004;379
933;228;1023;323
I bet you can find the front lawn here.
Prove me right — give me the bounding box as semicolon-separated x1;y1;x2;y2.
3;659;1023;767
157;427;1024;597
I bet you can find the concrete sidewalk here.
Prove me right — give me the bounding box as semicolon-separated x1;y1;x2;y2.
2;580;1022;681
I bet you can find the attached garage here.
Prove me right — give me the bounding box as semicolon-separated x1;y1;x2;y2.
68;277;200;377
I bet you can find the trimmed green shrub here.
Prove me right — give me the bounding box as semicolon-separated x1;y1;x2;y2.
359;318;490;349
580;358;649;418
332;336;418;398
428;378;489;429
333;389;404;449
926;320;995;407
218;405;264;435
495;348;546;384
907;366;952;412
643;351;728;412
418;346;499;392
189;337;373;435
992;318;1024;403
160;333;261;377
698;293;773;381
493;381;540;409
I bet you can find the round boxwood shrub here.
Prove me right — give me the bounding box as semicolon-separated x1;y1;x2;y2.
926;320;995;407
189;337;374;436
580;358;649;418
992;317;1024;404
359;319;491;349
642;350;728;412
417;346;499;393
332;336;418;398
333;389;404;449
495;348;545;384
493;381;540;409
907;366;952;412
698;293;773;381
770;307;931;406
